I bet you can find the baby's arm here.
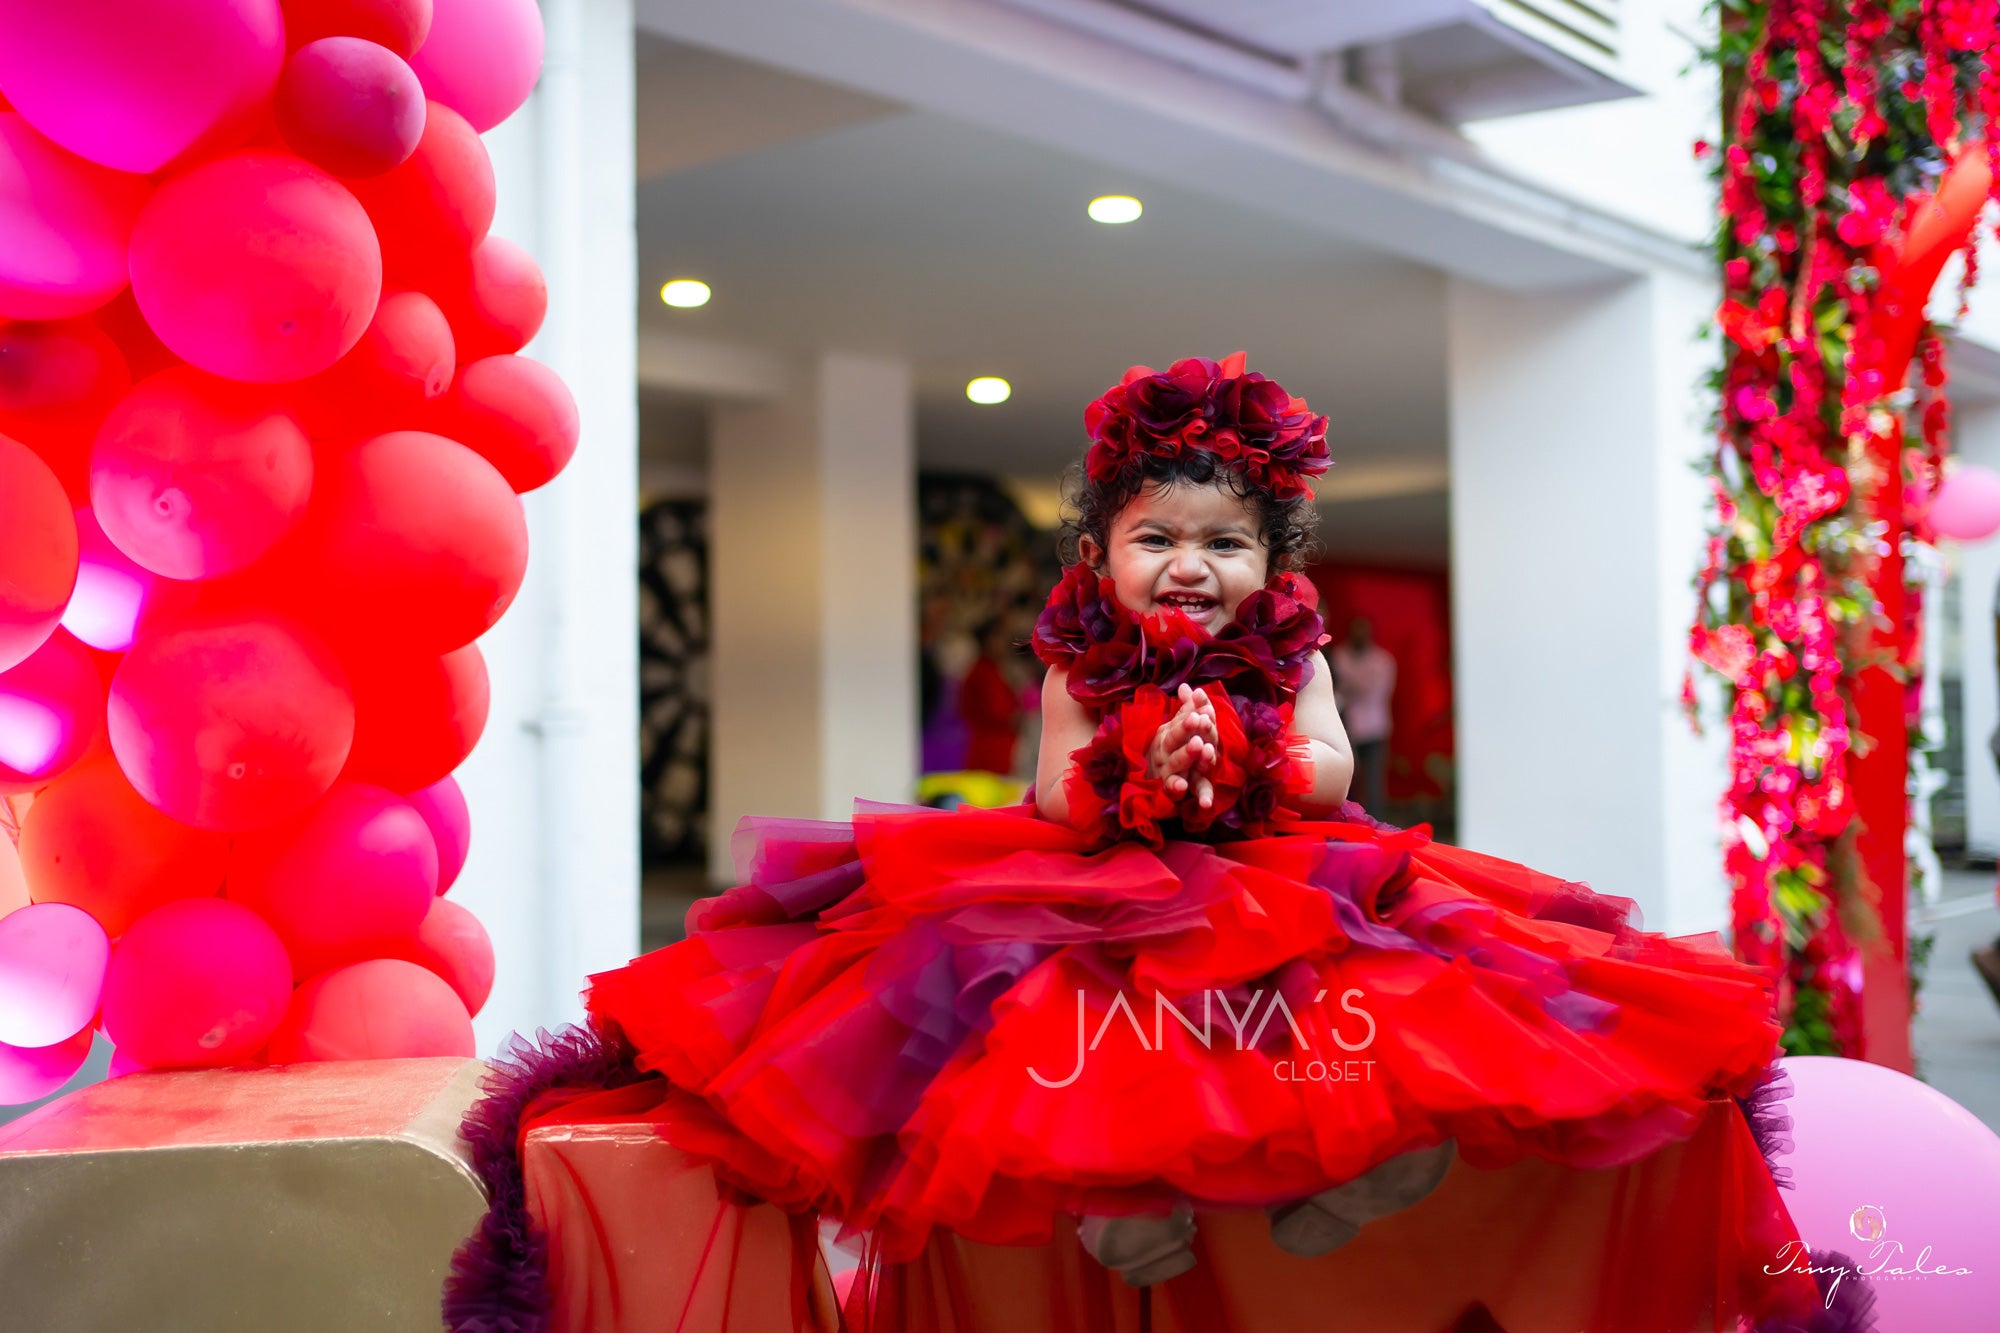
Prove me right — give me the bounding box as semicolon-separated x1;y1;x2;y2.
1286;652;1354;815
1036;667;1097;824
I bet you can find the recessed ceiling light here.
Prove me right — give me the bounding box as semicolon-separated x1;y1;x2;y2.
1087;195;1143;224
660;278;711;308
966;376;1012;405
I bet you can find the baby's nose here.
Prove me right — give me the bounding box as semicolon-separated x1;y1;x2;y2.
1170;548;1207;578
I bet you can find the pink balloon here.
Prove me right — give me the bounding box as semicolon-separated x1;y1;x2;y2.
1929;463;2000;541
89;368;313;579
430;354;577;492
408;0;544;134
426;234;545;360
108;613;355;831
226;781;437;979
1775;1055;2000;1327
267;957;474;1062
293;289;454;440
0;630;104;792
277;38;427;178
105;1046;147;1078
129;151;383;384
288;430;528;654
391;896;492;1016
405;773;470;893
61;508;189;653
0;0;283;174
0;114;150;320
0;900;108;1047
0;1026;93;1105
100;897;292;1068
0;435;79;673
282;0;433;59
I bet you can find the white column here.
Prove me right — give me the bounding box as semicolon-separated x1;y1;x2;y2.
709;352;917;883
1447;268;1729;935
460;0;639;1049
1954;404;2000;858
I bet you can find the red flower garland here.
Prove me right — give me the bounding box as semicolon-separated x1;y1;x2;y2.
1694;0;2000;1054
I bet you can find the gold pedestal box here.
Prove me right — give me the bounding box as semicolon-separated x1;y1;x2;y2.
0;1057;485;1332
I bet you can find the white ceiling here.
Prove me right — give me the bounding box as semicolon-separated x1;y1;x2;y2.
634;36;1450;557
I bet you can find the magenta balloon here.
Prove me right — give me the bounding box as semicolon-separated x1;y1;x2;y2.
129;151;383;384
61;507;189;653
0;114;150;320
405;773;470;892
1929;463;2000;541
0;901;109;1047
0;438;78;672
408;0;544;133
100;897;292;1068
108;613;356;831
277;38;427;178
89;368;313;579
0;630;104;792
0;0;283;173
226;781;437;979
1775;1055;2000;1326
0;1026;93;1104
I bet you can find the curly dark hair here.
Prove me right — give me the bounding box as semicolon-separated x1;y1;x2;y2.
1056;448;1320;572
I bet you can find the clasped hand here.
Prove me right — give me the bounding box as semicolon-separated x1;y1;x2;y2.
1146;683;1219;810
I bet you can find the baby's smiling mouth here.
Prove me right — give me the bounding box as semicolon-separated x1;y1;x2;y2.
1157;592;1218;616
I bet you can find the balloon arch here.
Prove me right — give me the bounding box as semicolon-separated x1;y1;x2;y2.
0;0;569;1102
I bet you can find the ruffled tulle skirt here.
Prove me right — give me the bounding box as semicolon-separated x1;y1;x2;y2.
584;801;1790;1270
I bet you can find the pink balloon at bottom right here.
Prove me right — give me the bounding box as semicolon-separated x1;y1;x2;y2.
1773;1054;2000;1328
1929;463;2000;541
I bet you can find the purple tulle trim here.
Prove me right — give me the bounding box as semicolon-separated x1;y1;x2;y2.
1734;1060;1797;1190
441;1025;643;1333
1750;1249;1880;1333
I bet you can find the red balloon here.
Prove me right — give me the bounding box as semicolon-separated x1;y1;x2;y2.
430;354;577;492
281;0;433;59
291;430;527;654
293;289;454;439
276;37;426;178
0;631;104;793
0;436;78;672
108;612;355;831
425;233;545;359
100;897;293;1068
267;957;474;1062
91;289;181;382
0;317;132;503
227;781;437;978
405;773;470;893
89;368;313;579
390;895;492;1016
341;642;488;792
129;151;383;383
345;102;493;283
18;756;231;938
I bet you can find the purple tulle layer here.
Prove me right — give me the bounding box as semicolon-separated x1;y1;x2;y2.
1750;1249;1880;1333
442;1025;643;1333
1736;1060;1797;1191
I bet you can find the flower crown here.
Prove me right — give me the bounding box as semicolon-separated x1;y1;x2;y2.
1083;351;1332;501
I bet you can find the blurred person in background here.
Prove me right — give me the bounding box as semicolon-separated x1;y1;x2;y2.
1330;616;1395;815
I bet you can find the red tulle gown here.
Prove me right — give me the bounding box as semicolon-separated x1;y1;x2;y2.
487;568;1830;1333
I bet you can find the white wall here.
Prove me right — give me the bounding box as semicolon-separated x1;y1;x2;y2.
1954;405;2000;858
460;0;641;1048
708;353;917;883
1449;268;1728;935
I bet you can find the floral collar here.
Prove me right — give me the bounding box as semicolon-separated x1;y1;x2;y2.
1031;563;1329;710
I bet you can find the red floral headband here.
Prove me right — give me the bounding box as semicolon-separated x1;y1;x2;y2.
1083;351;1332;501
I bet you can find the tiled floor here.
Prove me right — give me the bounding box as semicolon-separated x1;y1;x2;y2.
1912;868;2000;1131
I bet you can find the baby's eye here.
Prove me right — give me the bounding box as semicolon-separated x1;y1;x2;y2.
1209;538;1244;551
1138;534;1171;547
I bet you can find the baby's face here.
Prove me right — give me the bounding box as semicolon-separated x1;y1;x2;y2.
1091;482;1269;631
